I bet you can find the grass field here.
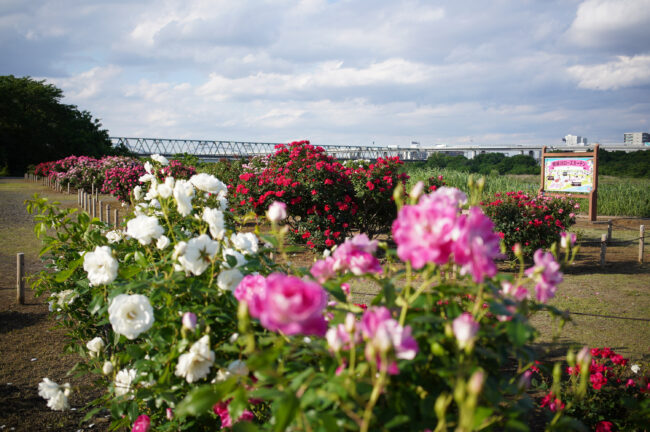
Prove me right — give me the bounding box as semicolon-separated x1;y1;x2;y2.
405;167;650;217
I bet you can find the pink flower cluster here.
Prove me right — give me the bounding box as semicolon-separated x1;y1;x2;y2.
525;250;563;303
235;273;328;337
213;401;254;429
392;187;502;282
310;234;382;283
326;307;418;375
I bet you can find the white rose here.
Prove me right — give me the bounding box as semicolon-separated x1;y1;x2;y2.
173;179;195;216
151;154;169;166
108;294;154;340
106;230;123;244
156;235;170;250
202;208;225;240
227;360;248;377
133;185;143;200
86;337;105;357
266;201;287;222
55;289;78;308
83;246;118;286
144;181;159;201
157;177;174;199
102;361;114;375
144;161;153;174
177;235;220;276
631;364;641;374
175;335;215;383
38;378;70;411
217;195;228;211
189;173;227;195
139;173;156;183
126;215;164;245
114;368;137;397
230;232;258;255
222;248;247;269
217;268;244;292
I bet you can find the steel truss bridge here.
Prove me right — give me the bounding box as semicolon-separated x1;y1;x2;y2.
111;137;646;162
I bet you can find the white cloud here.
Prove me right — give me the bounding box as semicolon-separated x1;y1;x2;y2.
45;65;122;99
567;0;650;52
568;55;650;90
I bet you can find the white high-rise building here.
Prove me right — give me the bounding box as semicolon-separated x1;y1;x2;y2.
623;132;650;146
564;135;588;146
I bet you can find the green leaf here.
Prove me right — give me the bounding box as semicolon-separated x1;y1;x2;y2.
176;380;237;417
324;284;346;302
273;393;299;432
259;233;279;248
119;265;142;280
384;415;410;429
54;257;83;282
232;423;260;432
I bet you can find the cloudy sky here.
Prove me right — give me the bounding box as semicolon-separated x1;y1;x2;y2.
2;0;649;147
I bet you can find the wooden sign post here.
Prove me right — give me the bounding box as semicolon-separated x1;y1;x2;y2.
538;144;599;222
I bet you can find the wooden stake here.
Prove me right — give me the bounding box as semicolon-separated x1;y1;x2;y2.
113;209;119;227
640;225;646;264
607;219;613;241
105;204;111;223
599;234;607;266
99;201;103;222
17;253;25;305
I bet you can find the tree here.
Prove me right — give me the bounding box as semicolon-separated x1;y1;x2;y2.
0;75;129;175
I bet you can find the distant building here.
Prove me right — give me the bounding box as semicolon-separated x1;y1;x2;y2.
623;132;650;146
564;134;588;146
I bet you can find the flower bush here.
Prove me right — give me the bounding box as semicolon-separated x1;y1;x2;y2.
27;160;642;431
532;347;649;431
102;158;146;202
482;191;578;258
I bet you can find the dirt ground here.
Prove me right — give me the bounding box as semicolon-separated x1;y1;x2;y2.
0;177;648;431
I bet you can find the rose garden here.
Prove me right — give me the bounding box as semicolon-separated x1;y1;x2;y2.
11;141;650;431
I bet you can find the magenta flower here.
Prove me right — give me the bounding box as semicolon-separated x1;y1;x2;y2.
452;207;502;282
360;307;418;374
392;188;462;269
310;257;337;284
525;250;563;303
500;281;529;302
452;313;479;349
331;234;382;276
131;415;151;432
266;201;287;222
236;273;328;337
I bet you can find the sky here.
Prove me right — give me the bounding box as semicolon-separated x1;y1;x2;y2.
2;0;650;147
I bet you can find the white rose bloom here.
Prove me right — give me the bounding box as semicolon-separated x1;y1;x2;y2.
202;208;225;240
144;181;159;201
114;368;137;397
86;337;105;357
189;173;227;195
217;268;244;292
83;246;118;286
126;215;164;245
157;177;174;199
156;235;170;250
175;335;215;383
173;179;195;216
108;294;154;340
173;241;187;260
178;234;220;276
217;195;228;211
149;199;161;209
230;232;259;255
631;364;641;374
106;230;123;244
54;289;78;309
144;161;153;174
38;378;70;411
222;248;247;269
151;154;169;166
227;360;248;377
133;185;143;200
139;173;156;183
102;361;114;375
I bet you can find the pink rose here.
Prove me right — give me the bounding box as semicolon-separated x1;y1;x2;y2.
131;415;150;432
452;313;479;349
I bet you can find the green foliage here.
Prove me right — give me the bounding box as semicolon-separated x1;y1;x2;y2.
599;149;650;179
0;75;129;176
418;152;541;175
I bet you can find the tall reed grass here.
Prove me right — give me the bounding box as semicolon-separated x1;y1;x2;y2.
405;167;650;217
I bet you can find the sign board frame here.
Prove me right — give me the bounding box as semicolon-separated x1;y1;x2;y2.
538;144;599;221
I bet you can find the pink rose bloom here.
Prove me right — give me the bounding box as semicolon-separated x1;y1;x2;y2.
254;273;328;337
132;415;150;432
234;275;268;317
452;313;479;349
392;189;462;269
360;307;418;375
331;234;382;275
525;250;563;303
310;257;337;284
595;421;613;432
213;401;254;429
452;207;502;282
326;321;361;352
500;281;529;302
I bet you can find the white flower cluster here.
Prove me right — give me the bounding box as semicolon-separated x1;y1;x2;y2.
114;368;137;397
38;378;71;411
48;289;78;312
175;335;215;383
86;337;105;357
